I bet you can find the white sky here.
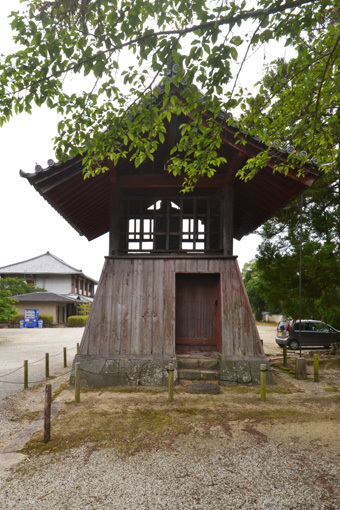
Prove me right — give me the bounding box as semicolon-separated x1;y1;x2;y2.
0;2;260;281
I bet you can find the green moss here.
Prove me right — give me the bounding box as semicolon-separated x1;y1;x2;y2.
278;366;296;377
20;385;340;458
22;407;193;456
81;386;167;395
222;386;257;394
52;382;69;401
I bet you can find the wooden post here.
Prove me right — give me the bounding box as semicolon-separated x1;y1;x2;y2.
45;353;49;378
109;178;121;256
75;362;81;403
24;360;28;389
283;345;288;367
44;383;52;442
63;347;67;368
222;183;234;256
295;357;307;380
168;362;174;402
76;342;80;354
313;353;319;382
260;364;267;401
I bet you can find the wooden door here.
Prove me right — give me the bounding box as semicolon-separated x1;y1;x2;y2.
175;273;221;354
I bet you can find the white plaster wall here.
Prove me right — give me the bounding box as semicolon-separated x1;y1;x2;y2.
34;275;72;294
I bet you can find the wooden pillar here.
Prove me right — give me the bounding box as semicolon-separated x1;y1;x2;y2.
222;183;234;256
109;167;122;256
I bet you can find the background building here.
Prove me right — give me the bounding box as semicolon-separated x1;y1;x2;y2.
0;252;98;324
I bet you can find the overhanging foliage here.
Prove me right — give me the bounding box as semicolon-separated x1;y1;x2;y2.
0;0;338;189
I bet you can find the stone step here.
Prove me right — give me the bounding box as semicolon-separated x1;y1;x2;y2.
177;357;221;370
177;368;220;381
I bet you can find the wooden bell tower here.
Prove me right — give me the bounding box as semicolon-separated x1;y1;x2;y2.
21;104;318;386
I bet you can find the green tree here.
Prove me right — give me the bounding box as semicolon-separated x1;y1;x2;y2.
0;277;46;295
0;277;46;322
242;259;269;322
77;301;92;316
0;1;338;189
0;291;18;323
255;169;340;327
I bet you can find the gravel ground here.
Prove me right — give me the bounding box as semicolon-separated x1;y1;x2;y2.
0;433;339;509
0;325;339;509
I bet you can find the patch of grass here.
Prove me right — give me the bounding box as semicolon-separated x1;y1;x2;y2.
22;406;193;456
81;386;167;395
52;382;69;401
278;366;296;377
21;385;340;458
17;410;41;421
266;387;294;394
172;408;199;415
221;386;257;394
324;387;338;392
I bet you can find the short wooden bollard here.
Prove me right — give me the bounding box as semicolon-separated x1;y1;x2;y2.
260;364;267;401
63;347;67;368
313;353;319;382
168;362;174;402
283;345;288;367
24;360;28;389
44;384;52;442
295;357;307;380
45;353;49;378
76;343;80;354
75;362;81;403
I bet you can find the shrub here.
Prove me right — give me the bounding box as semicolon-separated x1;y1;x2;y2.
7;314;24;324
67;315;88;326
38;314;53;325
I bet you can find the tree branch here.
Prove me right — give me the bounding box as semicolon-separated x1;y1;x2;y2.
313;30;340;148
1;0;314;98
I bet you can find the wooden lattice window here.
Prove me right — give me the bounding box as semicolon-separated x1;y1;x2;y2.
119;197;221;253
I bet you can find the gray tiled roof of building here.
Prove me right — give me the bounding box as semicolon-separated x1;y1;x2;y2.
10;292;76;303
0;252;97;283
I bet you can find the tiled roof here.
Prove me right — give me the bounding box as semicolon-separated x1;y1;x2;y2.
19;120;319;241
0;252;97;283
66;293;94;303
11;292;75;303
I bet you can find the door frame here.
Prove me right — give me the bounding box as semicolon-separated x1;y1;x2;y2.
175;272;222;354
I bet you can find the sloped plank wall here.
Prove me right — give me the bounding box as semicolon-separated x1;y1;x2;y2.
79;256;263;359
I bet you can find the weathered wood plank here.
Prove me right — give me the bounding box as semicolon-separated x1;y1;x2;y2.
152;259;164;356
82;256;262;360
120;259;134;355
163;259;175;356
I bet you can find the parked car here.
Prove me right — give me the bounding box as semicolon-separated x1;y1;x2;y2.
275;319;340;350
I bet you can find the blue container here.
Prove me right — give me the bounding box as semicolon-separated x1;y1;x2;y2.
38;319;43;329
20;320;24;329
24;309;39;328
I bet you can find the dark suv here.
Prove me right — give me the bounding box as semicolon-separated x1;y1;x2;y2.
275;320;340;350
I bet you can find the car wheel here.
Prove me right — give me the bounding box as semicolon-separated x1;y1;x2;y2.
288;339;300;350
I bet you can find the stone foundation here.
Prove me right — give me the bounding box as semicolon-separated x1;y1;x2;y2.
70;356;178;387
219;357;273;385
70;355;273;387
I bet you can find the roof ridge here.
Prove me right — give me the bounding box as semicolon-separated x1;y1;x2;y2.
0;252;49;270
45;252;82;273
0;252;83;273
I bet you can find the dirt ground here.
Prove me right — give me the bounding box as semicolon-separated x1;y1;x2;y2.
3;350;339;460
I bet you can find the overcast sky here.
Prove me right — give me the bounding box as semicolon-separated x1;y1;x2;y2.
0;2;260;282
